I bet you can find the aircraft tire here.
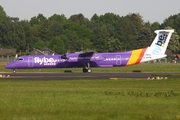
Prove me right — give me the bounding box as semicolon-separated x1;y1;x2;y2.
87;69;92;73
83;68;87;73
13;69;16;73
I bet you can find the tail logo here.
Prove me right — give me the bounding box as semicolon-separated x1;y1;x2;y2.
156;34;168;47
152;33;169;55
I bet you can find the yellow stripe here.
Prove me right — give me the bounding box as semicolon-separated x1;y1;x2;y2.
126;49;142;66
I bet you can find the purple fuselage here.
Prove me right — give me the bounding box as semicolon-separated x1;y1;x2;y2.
5;51;134;69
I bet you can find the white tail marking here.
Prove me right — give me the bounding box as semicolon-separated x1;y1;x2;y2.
141;29;174;62
150;30;174;55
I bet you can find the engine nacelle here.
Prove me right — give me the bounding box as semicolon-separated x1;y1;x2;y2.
61;54;67;59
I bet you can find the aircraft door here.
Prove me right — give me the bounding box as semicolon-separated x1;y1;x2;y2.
59;56;66;67
28;57;34;67
116;55;121;65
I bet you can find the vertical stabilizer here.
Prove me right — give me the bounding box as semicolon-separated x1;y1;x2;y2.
141;29;174;63
149;30;174;55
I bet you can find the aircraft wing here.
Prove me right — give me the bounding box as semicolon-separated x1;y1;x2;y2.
78;52;105;61
61;52;105;62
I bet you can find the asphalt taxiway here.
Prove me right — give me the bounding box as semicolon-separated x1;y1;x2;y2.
0;72;178;80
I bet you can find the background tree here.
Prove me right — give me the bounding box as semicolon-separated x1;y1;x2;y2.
48;36;65;54
165;27;180;54
115;14;143;50
161;14;180;34
91;25;109;52
150;22;160;32
0;6;6;20
135;27;152;49
29;36;46;50
48;14;67;23
107;37;123;52
1;4;180;55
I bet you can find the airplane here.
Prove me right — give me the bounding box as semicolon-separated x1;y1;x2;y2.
5;29;174;73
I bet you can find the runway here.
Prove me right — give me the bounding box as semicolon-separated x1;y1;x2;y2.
0;72;179;80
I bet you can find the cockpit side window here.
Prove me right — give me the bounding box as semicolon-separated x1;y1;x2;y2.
18;58;23;61
14;57;24;61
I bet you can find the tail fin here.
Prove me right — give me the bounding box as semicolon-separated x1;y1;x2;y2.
149;29;174;55
140;29;174;63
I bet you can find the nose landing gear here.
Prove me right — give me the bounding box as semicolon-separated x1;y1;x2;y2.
13;69;16;73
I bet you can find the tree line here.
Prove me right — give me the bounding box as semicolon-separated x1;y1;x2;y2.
0;6;180;55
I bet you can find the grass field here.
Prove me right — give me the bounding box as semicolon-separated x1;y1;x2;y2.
0;63;180;120
0;79;180;120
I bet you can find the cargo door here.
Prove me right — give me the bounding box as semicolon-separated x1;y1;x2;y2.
116;55;121;65
28;57;34;67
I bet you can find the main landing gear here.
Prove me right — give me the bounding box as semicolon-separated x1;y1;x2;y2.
82;67;92;73
13;69;16;73
82;63;92;73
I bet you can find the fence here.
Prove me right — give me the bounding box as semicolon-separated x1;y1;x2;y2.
0;56;15;62
147;58;167;63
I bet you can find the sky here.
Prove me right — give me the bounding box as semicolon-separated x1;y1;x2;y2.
1;0;180;23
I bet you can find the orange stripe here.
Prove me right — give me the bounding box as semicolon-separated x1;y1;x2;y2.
126;49;143;66
126;48;147;66
135;48;147;64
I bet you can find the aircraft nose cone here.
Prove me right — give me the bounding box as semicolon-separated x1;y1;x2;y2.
5;63;14;69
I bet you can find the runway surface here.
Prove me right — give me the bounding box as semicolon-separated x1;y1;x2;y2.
0;72;179;80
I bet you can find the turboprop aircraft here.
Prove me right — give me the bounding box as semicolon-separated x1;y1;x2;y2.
5;29;174;73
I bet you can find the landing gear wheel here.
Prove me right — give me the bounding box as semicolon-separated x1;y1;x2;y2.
83;68;87;73
87;69;92;73
82;63;92;73
13;69;16;73
82;68;92;73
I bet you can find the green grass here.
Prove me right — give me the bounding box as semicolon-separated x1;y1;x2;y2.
0;79;180;120
1;62;180;73
1;62;180;119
